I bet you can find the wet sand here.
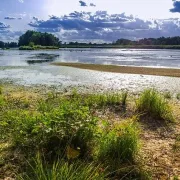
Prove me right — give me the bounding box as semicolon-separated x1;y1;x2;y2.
52;62;180;77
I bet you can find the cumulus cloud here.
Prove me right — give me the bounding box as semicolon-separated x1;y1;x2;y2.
170;1;180;12
28;11;180;42
18;0;24;3
4;16;16;20
0;22;10;29
79;1;87;7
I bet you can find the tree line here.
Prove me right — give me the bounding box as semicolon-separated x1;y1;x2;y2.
0;41;18;49
2;30;180;49
114;37;180;45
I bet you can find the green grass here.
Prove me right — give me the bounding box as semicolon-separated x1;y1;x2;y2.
0;87;163;179
136;89;174;123
96;118;139;165
18;154;106;180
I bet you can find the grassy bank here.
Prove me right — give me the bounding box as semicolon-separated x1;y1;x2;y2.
19;45;59;50
0;85;180;179
52;62;180;77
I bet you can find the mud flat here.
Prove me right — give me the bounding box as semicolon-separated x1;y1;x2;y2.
52;62;180;77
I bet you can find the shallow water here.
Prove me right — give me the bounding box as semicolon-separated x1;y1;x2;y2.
0;49;180;93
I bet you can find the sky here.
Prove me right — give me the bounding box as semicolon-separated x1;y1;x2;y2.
1;0;180;42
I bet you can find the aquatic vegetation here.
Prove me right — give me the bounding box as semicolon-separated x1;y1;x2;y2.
136;89;174;123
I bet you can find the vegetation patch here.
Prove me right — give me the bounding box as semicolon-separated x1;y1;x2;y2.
0;85;179;179
136;89;174;123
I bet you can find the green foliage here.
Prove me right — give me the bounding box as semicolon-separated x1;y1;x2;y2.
136;89;174;123
96;119;139;165
5;98;98;158
19;153;106;180
19;45;59;50
18;30;61;47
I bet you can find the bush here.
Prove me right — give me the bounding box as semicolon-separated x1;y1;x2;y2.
9;99;98;158
136;89;174;123
96;119;139;166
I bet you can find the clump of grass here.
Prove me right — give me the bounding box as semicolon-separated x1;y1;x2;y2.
164;91;171;99
84;92;128;109
19;153;106;180
96;119;139;166
136;89;174;123
176;93;180;100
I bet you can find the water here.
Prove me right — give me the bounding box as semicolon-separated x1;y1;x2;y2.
0;48;180;68
0;48;180;93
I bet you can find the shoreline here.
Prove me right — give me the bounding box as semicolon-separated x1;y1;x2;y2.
52;62;180;77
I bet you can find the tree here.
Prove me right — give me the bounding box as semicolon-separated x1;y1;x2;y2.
18;31;61;47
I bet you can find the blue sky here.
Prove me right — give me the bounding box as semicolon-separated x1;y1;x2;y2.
0;0;180;42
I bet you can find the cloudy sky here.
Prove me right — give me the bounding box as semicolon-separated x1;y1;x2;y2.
0;0;180;42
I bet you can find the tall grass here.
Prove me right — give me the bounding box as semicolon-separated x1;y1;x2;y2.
136;89;174;123
96;119;139;166
84;92;128;108
18;154;106;180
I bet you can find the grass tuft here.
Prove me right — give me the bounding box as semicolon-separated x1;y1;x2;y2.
18;153;106;180
96;118;139;166
136;89;174;123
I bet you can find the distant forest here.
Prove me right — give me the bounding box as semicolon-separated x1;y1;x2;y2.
2;30;180;48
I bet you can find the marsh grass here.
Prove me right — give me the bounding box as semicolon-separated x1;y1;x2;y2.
136;89;174;123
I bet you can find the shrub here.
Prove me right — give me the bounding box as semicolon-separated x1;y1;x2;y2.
96;119;139;166
136;89;174;123
18;153;106;180
10;100;98;158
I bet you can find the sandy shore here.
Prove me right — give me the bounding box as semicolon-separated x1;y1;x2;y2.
52;62;180;77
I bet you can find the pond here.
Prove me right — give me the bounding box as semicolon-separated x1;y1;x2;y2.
0;48;180;93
